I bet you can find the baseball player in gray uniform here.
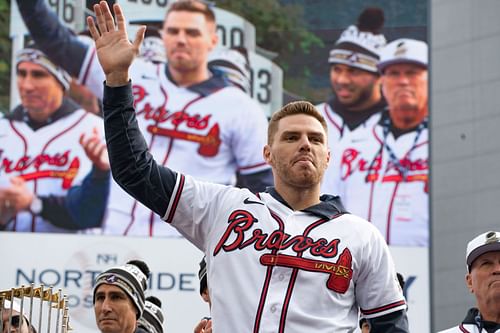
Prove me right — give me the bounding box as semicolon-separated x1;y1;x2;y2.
86;2;409;332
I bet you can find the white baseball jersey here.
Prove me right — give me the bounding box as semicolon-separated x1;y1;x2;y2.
0;107;104;233
324;114;429;246
80;56;270;237
316;101;382;196
163;175;406;333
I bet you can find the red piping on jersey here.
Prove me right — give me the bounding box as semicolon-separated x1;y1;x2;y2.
8;120;28;231
81;47;97;86
252;209;285;333
10;112;88;232
458;324;470;333
323;104;342;135
369;125;428;245
165;174;185;223
278;217;331;333
360;299;406;315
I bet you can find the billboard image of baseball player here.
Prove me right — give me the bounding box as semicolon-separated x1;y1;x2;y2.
0;45;109;233
328;39;429;247
13;0;273;237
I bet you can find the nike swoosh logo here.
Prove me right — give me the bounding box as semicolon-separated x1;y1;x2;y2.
243;197;264;205
141;75;156;80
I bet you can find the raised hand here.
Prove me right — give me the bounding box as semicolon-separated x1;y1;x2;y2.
86;1;146;86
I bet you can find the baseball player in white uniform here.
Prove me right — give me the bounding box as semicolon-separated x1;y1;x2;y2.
333;39;429;246
16;0;272;237
317;8;387;197
0;46;108;233
87;2;409;332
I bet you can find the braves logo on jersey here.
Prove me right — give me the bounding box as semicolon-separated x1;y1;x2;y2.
340;147;428;192
133;84;222;157
0;150;80;189
213;209;353;294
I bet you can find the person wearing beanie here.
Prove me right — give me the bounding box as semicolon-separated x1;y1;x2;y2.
16;0;273;238
439;231;500;332
318;7;387;199
93;260;150;333
136;296;165;333
194;257;212;333
0;44;110;233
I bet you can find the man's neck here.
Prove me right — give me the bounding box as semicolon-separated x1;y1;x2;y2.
346;89;381;112
274;182;321;211
479;304;500;324
168;65;211;87
391;107;428;130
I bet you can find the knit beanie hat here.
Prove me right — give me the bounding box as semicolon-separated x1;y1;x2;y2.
328;7;386;73
137;296;164;333
16;44;72;91
93;260;150;319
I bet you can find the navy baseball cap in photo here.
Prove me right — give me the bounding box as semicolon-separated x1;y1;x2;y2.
377;38;428;73
466;231;500;272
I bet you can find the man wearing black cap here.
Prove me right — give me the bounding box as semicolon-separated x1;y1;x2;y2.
439;231;500;332
318;7;387;196
0;45;110;233
93;260;150;333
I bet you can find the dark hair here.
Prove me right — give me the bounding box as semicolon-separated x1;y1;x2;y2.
268;101;328;145
166;0;215;23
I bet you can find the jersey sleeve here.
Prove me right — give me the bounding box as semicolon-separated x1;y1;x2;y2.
230;93;271;176
355;223;407;318
15;0;88;78
162;174;244;251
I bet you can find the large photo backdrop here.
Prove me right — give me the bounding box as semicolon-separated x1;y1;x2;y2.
1;1;428;332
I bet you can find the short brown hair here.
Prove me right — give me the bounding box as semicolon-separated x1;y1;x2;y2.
267;101;328;144
166;0;216;23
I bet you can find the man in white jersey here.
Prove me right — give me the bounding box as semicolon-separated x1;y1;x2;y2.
317;8;387;196
87;2;408;331
439;231;500;333
16;0;272;237
334;39;429;246
0;45;109;233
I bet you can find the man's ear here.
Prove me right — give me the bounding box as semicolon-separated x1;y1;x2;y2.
465;273;473;293
263;145;272;164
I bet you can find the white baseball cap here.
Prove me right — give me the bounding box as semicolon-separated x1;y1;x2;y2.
466;231;500;272
377;38;428;73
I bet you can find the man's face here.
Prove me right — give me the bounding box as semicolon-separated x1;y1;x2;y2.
264;114;330;189
1;310;30;333
17;62;64;120
382;63;428;128
330;64;380;111
94;284;137;333
466;251;500;314
162;11;217;73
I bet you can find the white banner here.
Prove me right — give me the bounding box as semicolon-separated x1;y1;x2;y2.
0;232;206;333
390;246;430;333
